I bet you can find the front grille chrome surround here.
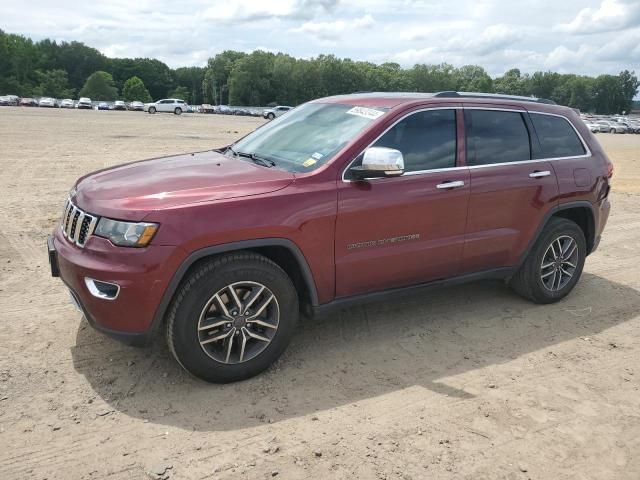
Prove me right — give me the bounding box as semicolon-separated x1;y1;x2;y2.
61;199;98;248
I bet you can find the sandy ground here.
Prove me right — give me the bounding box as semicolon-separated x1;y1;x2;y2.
0;108;639;480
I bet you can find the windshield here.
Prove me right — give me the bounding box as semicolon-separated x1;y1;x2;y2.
228;103;387;172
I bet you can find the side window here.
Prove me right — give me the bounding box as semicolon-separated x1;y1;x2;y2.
372;109;457;172
530;113;586;158
465;110;531;166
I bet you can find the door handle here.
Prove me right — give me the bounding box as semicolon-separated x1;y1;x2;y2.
436;180;465;189
529;170;551;178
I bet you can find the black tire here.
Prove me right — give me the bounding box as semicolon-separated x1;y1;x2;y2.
148;106;156;114
510;217;586;304
267;113;275;120
166;252;299;383
174;107;182;115
610;128;615;134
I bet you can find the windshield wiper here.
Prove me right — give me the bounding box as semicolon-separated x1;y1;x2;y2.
227;146;275;168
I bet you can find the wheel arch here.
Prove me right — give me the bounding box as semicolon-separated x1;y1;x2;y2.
518;201;596;268
151;239;319;333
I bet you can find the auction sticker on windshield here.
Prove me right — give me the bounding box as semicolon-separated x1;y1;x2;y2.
346;106;385;120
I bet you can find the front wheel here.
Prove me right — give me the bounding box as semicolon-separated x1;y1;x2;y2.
148;106;156;114
166;252;299;383
174;107;182;115
610;128;615;134
267;113;275;120
510;217;586;304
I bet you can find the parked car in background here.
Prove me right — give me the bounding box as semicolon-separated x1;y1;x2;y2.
262;105;292;119
615;120;640;133
144;98;187;115
19;97;38;107
97;102;111;110
584;121;600;133
59;99;74;109
112;101;126;111
201;104;215;113
595;121;624;133
77;97;92;109
0;95;19;106
48;91;613;383
128;101;144;111
38;97;57;108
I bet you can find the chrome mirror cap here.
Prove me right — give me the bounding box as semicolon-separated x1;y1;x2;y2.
350;147;405;179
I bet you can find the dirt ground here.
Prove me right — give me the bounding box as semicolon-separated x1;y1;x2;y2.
0;108;639;480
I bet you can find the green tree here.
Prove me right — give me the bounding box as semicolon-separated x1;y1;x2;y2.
167;86;190;103
32;69;74;98
121;76;152;102
79;71;118;100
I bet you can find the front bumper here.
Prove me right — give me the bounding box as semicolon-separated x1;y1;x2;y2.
49;228;183;345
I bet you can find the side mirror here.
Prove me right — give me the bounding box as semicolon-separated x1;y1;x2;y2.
350;147;405;180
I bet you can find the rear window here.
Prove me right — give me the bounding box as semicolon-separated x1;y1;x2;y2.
530;113;586;158
465;110;531;166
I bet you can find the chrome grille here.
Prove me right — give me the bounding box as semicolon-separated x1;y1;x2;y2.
61;199;98;247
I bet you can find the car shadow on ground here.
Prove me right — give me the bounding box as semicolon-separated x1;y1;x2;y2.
71;273;640;432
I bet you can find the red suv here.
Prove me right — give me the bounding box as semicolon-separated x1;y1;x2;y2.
48;92;612;383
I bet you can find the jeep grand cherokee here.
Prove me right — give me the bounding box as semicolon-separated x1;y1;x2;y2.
48;91;613;383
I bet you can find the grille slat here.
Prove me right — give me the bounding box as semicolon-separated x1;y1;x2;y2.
60;199;97;248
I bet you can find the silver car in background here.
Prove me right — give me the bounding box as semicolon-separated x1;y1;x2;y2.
59;99;74;108
262;105;292;120
38;97;57;108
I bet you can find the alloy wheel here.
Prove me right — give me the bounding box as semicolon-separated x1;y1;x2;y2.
540;235;579;292
197;281;280;364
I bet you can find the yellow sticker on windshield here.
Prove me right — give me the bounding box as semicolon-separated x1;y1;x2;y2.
303;158;317;167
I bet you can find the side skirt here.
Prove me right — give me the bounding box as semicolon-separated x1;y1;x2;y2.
310;267;515;319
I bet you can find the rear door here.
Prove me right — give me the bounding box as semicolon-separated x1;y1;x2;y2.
461;107;559;274
335;107;470;298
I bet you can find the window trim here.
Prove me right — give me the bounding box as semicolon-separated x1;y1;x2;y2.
341;106;461;182
340;106;591;182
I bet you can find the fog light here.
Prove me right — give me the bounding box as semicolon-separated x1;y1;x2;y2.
84;278;120;300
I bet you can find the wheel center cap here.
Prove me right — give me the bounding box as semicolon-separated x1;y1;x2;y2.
233;316;247;328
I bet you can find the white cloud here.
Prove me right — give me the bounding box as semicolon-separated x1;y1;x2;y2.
555;0;640;34
202;0;338;22
293;14;375;41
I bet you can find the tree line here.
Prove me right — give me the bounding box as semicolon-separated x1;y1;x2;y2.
1;30;637;114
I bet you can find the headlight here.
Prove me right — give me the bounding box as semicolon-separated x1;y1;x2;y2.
94;218;159;247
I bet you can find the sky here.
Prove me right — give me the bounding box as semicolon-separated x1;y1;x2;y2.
2;0;639;77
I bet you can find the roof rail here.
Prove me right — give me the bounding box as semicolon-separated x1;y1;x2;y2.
434;91;556;105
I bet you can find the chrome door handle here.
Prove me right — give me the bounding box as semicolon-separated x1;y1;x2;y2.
436;180;465;189
529;170;551;178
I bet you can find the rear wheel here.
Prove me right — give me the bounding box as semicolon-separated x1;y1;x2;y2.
267;112;275;120
174;107;182;115
510;217;586;304
166;252;299;383
148;106;156;114
610;128;615;134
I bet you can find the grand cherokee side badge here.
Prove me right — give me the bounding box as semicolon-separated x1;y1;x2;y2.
347;234;420;250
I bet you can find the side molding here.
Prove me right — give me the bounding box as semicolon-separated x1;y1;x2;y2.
150;238;319;332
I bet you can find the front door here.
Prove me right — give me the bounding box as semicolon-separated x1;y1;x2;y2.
335;108;470;298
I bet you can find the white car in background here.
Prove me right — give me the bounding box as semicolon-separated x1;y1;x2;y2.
144;98;188;115
77;97;92;109
38;97;57;108
128;101;144;111
262;105;292;120
59;99;74;108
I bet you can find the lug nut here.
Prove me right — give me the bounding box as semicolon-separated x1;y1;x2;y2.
226;323;231;328
231;310;238;316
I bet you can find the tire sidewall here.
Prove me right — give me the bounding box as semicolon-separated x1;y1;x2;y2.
169;259;298;383
149;107;156;114
175;107;182;115
529;220;586;301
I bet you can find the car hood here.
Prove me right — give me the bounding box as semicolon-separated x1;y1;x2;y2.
74;150;295;220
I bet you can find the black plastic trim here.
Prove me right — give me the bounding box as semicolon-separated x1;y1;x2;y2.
311;267;514;318
149;238;320;333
